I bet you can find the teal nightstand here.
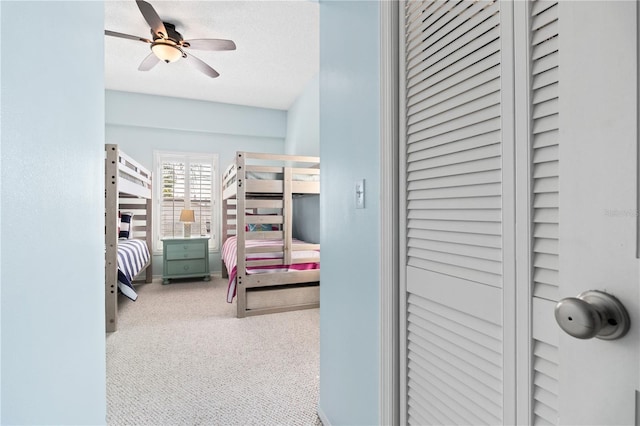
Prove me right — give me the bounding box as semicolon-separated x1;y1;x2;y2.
162;237;211;284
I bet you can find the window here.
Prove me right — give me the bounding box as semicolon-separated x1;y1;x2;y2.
153;151;218;252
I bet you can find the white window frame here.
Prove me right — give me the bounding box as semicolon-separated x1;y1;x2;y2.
153;150;219;254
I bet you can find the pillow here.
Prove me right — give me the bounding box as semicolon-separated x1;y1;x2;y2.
245;213;280;232
119;212;134;239
246;223;278;232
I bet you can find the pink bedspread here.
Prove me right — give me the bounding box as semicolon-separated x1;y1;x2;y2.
221;236;320;302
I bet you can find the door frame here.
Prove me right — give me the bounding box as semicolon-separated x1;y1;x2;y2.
379;1;399;425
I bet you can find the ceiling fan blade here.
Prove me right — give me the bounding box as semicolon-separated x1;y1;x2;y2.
183;39;237;51
138;52;160;71
136;0;167;38
105;30;151;44
184;53;220;78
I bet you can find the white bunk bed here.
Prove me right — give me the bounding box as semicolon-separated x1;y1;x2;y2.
221;152;320;318
105;144;153;332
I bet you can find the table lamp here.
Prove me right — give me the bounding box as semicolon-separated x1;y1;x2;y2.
179;209;195;238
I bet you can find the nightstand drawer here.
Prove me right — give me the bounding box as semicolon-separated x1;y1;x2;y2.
166;260;207;275
165;243;206;260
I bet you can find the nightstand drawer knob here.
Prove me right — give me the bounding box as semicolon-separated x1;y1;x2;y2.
183;265;189;271
183;245;188;249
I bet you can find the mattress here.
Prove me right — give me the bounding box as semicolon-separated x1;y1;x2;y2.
117;239;150;301
221;236;320;303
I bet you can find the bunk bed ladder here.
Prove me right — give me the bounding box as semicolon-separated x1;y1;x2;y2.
236;152;248;317
283;167;293;265
105;144;119;332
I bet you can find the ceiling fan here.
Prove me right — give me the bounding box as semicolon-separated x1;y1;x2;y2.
105;0;236;78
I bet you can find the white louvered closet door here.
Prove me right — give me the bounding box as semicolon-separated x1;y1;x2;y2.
401;1;639;425
400;1;515;424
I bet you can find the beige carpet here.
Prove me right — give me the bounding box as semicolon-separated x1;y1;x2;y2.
106;276;321;426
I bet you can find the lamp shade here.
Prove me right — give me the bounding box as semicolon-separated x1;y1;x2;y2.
179;209;195;223
151;41;182;63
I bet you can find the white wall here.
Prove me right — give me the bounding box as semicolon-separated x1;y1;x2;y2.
1;2;106;424
106;90;287;274
318;1;380;424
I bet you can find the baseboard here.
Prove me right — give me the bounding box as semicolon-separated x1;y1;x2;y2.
317;405;331;426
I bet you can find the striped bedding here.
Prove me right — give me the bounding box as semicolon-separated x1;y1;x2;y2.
222;236;320;303
117;239;150;301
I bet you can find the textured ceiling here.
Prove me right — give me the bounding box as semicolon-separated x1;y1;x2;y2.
104;0;319;110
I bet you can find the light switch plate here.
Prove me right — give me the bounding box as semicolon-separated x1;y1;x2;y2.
356;179;365;209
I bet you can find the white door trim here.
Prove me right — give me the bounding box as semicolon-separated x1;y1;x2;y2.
499;2;518;423
513;2;533;423
379;1;399;425
397;2;409;425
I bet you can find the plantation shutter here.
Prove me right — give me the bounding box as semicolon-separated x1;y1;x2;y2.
402;1;510;424
530;1;560;424
156;153;216;250
160;160;187;242
189;161;214;238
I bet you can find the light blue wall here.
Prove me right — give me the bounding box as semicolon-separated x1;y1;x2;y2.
285;74;320;244
318;1;380;425
106;90;287;274
285;73;320;157
1;1;106;424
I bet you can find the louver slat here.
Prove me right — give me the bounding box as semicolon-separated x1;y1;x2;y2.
531;0;556;16
409;156;501;180
532;340;559;425
408;228;502;249
407;1;462;52
407;292;503;424
408;132;501;162
532;68;559;90
409;331;502;394
532;52;558;78
404;0;423;18
532;20;559;45
408;138;500;166
408;51;500;106
408;208;501;223
408;115;501;147
408;79;501;127
407;169;502;190
533;130;558;149
408;10;500;73
407;0;481;60
408;32;501;88
531;3;558;31
531;0;559;303
530;2;560;425
408;316;502;380
409;195;501;210
409;358;502;424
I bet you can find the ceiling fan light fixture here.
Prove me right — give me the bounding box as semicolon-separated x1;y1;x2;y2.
151;41;182;63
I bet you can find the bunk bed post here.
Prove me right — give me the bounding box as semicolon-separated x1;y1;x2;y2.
283;167;293;265
221;199;228;243
221;197;229;278
105;144;119;332
145;197;153;283
236;152;248;317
